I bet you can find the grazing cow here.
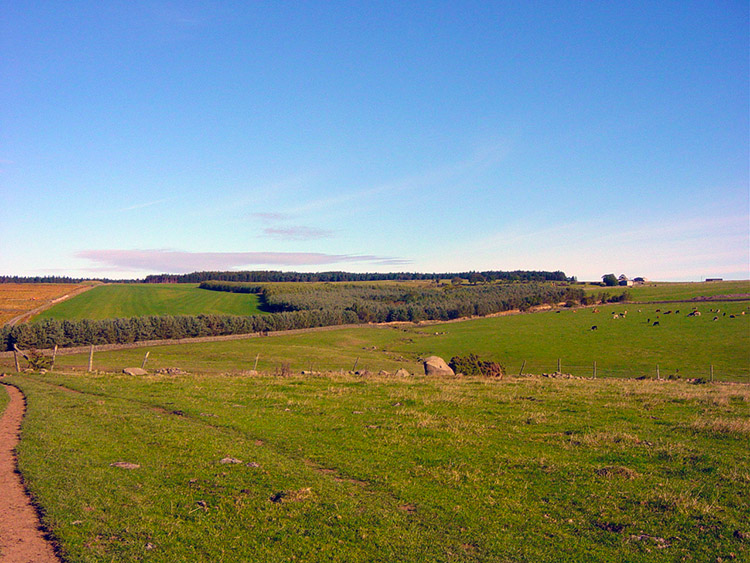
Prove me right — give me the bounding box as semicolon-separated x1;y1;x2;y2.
647;318;650;324
713;317;718;321
656;309;661;313
730;315;736;319
675;310;679;314
653;321;660;326
591;325;598;331
593;308;599;313
612;314;619;319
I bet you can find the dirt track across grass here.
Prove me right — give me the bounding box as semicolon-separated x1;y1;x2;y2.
0;384;60;562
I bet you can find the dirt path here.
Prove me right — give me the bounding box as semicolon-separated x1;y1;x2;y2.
4;283;101;327
0;384;60;562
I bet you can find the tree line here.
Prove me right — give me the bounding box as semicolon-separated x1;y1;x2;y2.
200;280;585;323
1;310;359;351
2;270;571;285
146;269;571;284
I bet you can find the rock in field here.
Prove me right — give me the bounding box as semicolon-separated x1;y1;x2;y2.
123;367;148;376
110;461;140;470
395;368;411;377
423;356;454;376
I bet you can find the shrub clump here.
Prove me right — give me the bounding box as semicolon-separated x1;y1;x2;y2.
449;354;505;378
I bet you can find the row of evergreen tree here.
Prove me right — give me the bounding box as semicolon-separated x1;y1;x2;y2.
200;280;585;323
0;275;137;284
1;310;359;351
2;270;570;285
146;269;570;284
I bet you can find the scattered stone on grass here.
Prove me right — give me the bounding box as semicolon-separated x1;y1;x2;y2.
155;367;188;375
269;487;313;503
395;368;411;377
219;457;243;464
398;503;417;513
423;356;454;376
199;412;217;417
379;370;391;376
246;462;261;468
123;367;148;376
110;462;140;470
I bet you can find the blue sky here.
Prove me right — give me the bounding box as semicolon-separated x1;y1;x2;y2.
1;1;747;281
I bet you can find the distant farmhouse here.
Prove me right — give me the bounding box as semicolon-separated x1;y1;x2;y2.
705;278;724;282
618;274;634;287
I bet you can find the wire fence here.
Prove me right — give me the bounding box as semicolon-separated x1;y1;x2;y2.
510;359;749;383
2;347;748;384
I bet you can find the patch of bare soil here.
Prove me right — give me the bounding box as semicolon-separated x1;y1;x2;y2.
0;384;61;562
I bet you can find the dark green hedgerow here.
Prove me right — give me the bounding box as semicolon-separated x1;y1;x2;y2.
0;309;359;351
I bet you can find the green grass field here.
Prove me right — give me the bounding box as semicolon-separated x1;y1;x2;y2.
32;284;266;321
4;373;749;562
2;281;749;561
23;299;748;382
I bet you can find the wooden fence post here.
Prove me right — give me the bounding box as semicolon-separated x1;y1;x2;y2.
352;357;359;372
51;344;58;370
557;358;561;374
141;351;150;370
710;364;714;383
253;354;259;371
88;345;94;372
593;361;597;379
519;360;526;376
656;364;660;380
13;348;20;372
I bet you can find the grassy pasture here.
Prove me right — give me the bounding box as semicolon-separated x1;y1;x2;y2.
3;373;749;562
22;299;749;382
33;284;266;321
0;283;92;324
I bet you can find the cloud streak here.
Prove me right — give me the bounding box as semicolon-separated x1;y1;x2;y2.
119;198;174;212
76;249;411;273
262;226;334;240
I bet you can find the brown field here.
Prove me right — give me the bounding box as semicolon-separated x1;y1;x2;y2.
0;283;97;325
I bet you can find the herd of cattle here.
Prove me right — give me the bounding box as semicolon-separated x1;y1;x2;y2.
588;306;746;331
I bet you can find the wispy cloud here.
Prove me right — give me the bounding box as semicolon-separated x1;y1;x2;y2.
282;141;512;217
262;226;334;241
76;249;410;273
119;198;174;212
251;212;291;221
